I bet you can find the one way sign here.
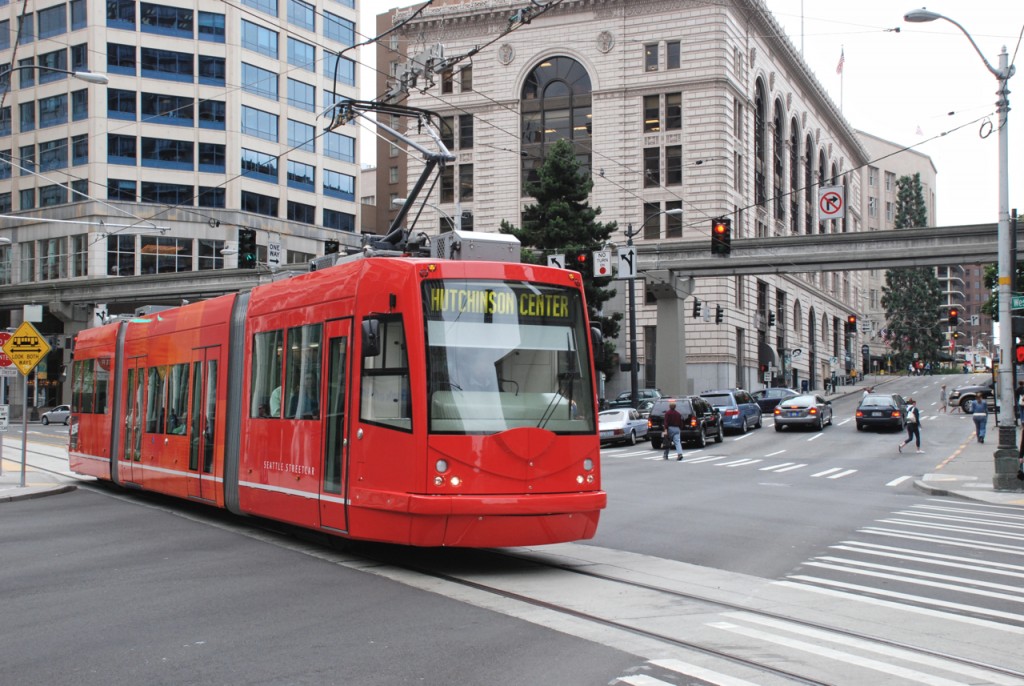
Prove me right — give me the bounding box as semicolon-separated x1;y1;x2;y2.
616;247;637;279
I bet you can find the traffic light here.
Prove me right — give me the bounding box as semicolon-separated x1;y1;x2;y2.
564;250;591;278
325;239;340;255
845;314;857;333
1016;343;1024;364
711;218;732;256
768;311;776;327
948;307;959;326
715;304;724;324
692;299;702;319
238;228;257;268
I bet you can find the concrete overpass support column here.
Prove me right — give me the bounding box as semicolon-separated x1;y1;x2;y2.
646;270;694;396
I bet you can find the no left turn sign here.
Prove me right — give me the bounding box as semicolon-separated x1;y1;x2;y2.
818;185;845;220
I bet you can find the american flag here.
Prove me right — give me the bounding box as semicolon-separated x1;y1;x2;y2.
836;49;845;75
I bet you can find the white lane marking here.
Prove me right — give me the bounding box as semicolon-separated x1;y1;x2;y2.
773;463;808;473
717;458;762;467
887;476;912;486
764;450;786;457
827;469;857;479
649;659;763;686
760;462;795;471
812;467;843;478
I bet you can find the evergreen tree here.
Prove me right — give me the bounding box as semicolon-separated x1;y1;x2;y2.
499;139;621;377
881;173;945;368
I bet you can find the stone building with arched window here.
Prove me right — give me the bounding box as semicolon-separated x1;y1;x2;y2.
377;0;869;396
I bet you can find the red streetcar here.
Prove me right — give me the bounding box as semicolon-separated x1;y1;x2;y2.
69;252;605;547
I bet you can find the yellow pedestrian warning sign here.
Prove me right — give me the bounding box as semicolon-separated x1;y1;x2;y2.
2;321;50;376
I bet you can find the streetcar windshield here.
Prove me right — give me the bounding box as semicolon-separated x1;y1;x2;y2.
423;279;596;434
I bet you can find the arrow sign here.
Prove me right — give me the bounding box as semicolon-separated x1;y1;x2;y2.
616;247;637;279
547;254;565;269
818;185;845;219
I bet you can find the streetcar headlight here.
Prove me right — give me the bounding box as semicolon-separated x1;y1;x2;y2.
583;458;594;471
449;476;461;487
434;476;445;486
576;475;584;484
435;459;449;473
586;474;594;483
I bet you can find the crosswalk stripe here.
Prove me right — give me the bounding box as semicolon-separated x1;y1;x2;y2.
809;556;1024;593
760;462;795;471
861;526;1024;556
772;463;807;472
812;467;843;477
648;659;764;686
830;543;1024;577
827;469;857;479
717;458;762;467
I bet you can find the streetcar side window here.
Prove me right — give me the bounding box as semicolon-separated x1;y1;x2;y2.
96;357;110;413
146;366;168;434
167;363;189;434
360;316;411;431
284;324;322;420
251;330;284;418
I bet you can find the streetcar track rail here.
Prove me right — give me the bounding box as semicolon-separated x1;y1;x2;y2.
11;448;1023;685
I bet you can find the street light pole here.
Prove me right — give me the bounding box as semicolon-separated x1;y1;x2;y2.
904;10;1017;488
624;209;683;406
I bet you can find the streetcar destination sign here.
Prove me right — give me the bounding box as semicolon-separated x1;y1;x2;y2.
2;321;50;375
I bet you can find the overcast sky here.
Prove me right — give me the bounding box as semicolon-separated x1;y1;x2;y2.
358;1;1024;227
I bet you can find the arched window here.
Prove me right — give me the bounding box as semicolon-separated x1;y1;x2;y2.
830;162;839;233
789;118;799;233
754;80;766;206
817;149;827;233
520;56;593;191
793;301;803;335
804;134;814;234
773;100;784;220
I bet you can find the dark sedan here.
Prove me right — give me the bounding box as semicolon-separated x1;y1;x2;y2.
773;394;833;431
752;387;800;414
856;393;908;431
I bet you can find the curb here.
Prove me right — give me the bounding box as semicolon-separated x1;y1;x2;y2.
0;484;77;503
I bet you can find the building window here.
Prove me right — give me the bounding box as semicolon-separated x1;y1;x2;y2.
71;179;88;201
324;55;354;86
198;186;225;208
460;65;472;92
287;37;315;71
140;47;193;82
20;189;35;213
198;11;225;42
643;95;659;133
141;93;193;125
107;0;135;28
242;0;278;17
39;94;69;128
108;134;137;164
868;166;878;187
0;150;10;179
0;244;10;284
666;201;683;238
241;190;279;217
141;138;193;170
198;143;225;172
38;138;68;171
323;131;354;162
108;89;136;120
39;184;68;207
287;0;315;31
106;235;135;276
753;79;766;207
242;63;279;101
323;169;354;201
643;148;659;187
323;11;354;46
107;178;136;201
38;4;67;39
868;197;877;217
885;171;894;191
641;202;660;240
241;148;278;183
198;99;225;129
287;201;315;224
241;19;278;58
459;163;473;201
644;43;658;71
287;78;315;111
440;165;454;203
241;106;278;142
20;102;35;132
198;55;225;85
141;236;193;274
666;40;680;69
520;56;593;190
140;3;193;38
388;166;398;184
72;89;88;121
20;144;35;175
141;182;193;205
665;145;682;186
441;69;453;94
323;210;355;232
885;201;894;222
287;119;315;151
458;113;474;149
197;239;225;270
21;241;37;282
287;160;314;191
107;43;136;75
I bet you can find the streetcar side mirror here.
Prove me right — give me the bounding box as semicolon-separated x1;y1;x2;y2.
362;318;381;357
591;325;603;362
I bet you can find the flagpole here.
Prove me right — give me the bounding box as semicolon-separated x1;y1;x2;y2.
837;46;845;111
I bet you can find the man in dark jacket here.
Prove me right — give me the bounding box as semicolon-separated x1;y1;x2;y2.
662;401;684;461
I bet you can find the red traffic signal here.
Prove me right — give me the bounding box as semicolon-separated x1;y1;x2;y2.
1016;344;1024;364
948;308;959;326
710;218;732;255
845;314;857;333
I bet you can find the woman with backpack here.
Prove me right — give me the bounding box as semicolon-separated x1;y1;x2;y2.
898;398;922;453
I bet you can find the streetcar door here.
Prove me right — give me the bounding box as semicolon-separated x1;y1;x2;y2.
120;357;145;485
319;319;351;531
187;347;220;501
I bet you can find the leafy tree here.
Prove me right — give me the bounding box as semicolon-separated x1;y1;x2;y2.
499;138;621;377
881;173;945;367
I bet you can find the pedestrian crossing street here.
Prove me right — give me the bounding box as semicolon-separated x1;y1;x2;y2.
609;499;1024;685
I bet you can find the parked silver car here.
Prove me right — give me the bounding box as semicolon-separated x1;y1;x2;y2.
599;408;649;446
40;404;71;426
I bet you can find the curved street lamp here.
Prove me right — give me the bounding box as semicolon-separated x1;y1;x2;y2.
2;65;109;84
624;208;683;406
904;9;1017;487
